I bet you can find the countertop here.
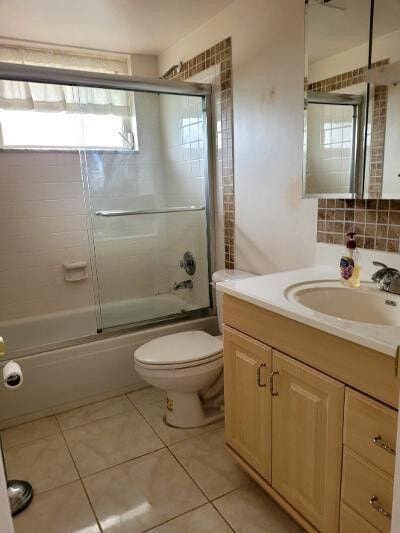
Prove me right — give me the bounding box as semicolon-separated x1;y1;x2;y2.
217;266;400;358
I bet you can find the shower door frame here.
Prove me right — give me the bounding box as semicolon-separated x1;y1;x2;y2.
0;62;216;346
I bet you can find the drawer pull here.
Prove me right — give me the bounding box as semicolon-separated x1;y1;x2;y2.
373;435;396;456
369;496;391;520
269;371;279;396
256;364;266;387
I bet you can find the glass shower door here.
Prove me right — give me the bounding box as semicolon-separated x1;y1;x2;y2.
79;87;211;330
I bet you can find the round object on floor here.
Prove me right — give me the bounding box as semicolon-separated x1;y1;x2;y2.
7;480;33;516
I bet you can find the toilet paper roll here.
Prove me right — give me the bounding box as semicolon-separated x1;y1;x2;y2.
3;360;23;389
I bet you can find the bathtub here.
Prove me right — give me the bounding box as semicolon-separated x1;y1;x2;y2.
0;296;216;428
0;293;198;355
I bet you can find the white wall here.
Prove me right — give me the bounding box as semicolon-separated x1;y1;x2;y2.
158;0;317;275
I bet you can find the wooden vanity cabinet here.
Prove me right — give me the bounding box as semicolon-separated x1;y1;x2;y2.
224;326;344;532
272;351;344;532
222;294;399;533
223;327;272;481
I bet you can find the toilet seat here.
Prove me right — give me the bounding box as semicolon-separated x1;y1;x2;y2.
134;331;223;370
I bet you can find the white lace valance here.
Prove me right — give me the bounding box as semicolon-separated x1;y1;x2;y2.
0;44;132;115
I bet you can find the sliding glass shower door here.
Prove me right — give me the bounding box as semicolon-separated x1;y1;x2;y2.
79;87;212;330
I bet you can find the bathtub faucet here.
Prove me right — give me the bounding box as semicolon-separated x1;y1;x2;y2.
173;279;193;290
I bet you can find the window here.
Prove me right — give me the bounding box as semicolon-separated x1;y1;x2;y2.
0;42;138;151
0;109;136;150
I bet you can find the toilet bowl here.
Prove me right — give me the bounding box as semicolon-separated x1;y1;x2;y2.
134;269;257;428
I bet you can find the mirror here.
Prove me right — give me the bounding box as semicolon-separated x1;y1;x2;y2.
366;0;400;198
304;0;371;198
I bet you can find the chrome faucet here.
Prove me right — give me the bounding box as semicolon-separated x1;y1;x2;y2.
371;261;400;294
173;279;193;290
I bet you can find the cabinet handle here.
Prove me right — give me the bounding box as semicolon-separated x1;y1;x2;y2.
369;496;391;520
269;371;279;396
257;363;266;387
373;435;396;456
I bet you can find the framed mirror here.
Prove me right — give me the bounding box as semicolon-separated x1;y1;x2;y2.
304;0;371;198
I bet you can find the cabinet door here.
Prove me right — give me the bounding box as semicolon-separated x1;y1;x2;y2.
272;350;344;533
223;326;272;482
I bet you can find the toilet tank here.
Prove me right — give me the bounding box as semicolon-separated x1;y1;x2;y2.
212;269;258;332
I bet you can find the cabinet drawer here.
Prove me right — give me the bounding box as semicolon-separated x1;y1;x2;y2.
344;388;397;476
342;449;393;532
340;502;378;533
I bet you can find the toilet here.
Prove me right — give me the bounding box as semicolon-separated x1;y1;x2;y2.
134;269;256;428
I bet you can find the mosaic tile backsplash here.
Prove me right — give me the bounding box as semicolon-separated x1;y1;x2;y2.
317;199;400;252
166;38;234;268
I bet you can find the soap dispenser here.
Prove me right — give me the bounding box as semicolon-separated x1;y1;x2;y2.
339;232;361;288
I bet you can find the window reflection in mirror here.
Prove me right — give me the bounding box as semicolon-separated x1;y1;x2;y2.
367;0;400;198
305;93;362;196
304;0;371;198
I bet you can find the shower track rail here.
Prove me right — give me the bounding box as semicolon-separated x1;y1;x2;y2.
96;206;205;216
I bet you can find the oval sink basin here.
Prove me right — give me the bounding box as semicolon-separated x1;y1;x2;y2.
285;280;400;326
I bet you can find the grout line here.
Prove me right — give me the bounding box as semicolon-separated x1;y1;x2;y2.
168;441;241;533
141;502;211;532
210;499;236;532
0;417;61;451
165;446;210;501
57;401;139;433
79;444;166;482
54;415;104;532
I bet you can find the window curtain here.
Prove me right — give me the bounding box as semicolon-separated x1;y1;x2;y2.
0;44;132;115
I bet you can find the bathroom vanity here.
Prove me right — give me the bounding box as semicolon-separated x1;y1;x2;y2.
219;268;399;533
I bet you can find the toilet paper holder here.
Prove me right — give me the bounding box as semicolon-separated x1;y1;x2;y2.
1;360;23;388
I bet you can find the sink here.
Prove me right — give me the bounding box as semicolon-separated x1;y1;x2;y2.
285;280;400;326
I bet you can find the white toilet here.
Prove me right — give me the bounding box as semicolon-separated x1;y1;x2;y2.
134;269;256;428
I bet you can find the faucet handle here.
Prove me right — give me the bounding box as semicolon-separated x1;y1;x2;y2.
373;261;388;269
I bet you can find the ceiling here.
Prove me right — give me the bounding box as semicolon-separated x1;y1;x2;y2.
307;0;400;63
0;0;234;55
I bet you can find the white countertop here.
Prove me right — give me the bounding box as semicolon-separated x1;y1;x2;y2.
217;266;400;358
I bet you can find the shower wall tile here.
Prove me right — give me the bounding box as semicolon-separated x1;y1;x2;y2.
158;91;210;309
165;38;234;269
0;150;97;331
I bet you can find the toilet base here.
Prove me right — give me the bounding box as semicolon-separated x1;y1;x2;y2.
165;391;224;428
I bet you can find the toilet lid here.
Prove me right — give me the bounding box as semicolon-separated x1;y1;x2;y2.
134;331;223;366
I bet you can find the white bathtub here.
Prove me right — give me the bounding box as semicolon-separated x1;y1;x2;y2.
0;294;198;355
0;297;216;428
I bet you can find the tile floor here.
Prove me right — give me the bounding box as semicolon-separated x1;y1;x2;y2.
1;387;304;532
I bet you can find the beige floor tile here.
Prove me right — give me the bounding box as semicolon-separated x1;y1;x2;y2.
147;504;233;532
170;428;251;499
214;482;304;533
136;399;224;446
1;416;60;450
127;386;166;410
63;409;164;477
84;448;207;532
13;480;100;533
57;395;134;430
4;433;78;494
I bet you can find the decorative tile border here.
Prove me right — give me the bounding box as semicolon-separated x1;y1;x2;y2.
309;61;395;251
165;38;234;268
317;199;400;252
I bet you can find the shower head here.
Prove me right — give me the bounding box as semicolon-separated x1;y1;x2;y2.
160;61;183;80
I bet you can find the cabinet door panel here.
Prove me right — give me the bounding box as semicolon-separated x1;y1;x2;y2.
223;326;272;481
272;351;344;533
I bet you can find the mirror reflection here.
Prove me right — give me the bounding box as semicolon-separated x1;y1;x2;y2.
304;0;371;198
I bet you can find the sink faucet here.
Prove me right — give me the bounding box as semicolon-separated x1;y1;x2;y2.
371;261;400;294
173;279;193;290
